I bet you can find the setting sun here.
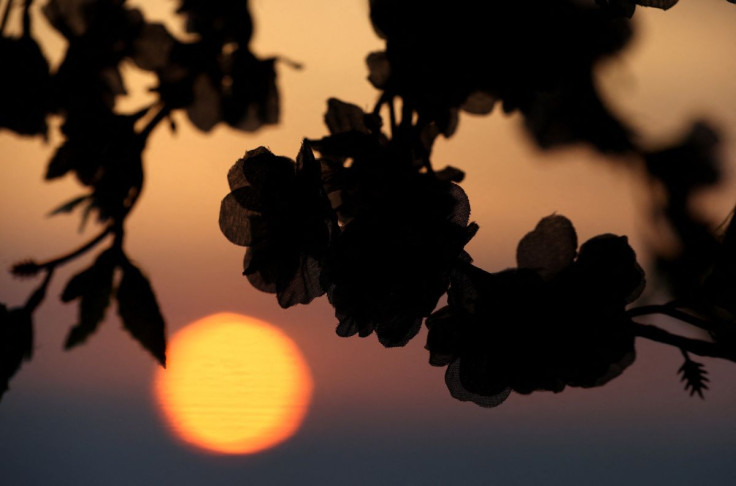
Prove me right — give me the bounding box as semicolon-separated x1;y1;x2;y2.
154;313;313;455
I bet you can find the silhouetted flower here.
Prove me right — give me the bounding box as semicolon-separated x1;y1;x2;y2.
323;177;476;347
45;111;144;222
44;0;147;112
219;141;337;307
124;0;279;132
306;99;477;346
427;215;643;406
368;0;634;152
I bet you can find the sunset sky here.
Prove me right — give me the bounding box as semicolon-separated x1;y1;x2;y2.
1;1;735;484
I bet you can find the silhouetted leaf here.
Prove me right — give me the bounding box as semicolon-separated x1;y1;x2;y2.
1;304;33;401
0;36;52;136
61;249;117;349
116;261;166;366
48;194;91;216
678;355;709;398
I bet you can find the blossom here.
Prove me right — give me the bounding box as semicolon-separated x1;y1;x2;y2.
426;215;644;406
310;99;477;346
219;141;337;307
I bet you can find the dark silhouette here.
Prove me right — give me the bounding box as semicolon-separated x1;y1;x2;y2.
1;0;281;399
2;0;736;407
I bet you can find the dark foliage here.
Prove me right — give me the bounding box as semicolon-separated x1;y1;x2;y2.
0;35;51;136
117;259;167;367
0;304;33;400
368;0;634;152
2;0;282;401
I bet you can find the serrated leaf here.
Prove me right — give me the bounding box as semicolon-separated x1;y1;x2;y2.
678;357;710;399
116;261;166;366
61;250;117;349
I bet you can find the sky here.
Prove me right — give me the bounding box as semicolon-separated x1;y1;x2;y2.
1;0;736;484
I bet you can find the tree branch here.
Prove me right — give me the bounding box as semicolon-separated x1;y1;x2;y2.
627;304;714;332
633;322;736;361
36;225;113;270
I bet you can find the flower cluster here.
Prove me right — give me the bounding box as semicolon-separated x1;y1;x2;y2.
221;99;477;346
426;215;644;406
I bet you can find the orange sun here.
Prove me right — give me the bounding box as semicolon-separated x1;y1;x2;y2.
154;313;313;455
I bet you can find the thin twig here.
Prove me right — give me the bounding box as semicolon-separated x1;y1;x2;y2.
633;322;736;361
627;304;714;332
139;104;171;141
36;225;113;270
21;0;32;37
24;267;53;312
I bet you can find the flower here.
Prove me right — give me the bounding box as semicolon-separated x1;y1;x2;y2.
309;99;477;347
426;215;644;406
219;141;337;308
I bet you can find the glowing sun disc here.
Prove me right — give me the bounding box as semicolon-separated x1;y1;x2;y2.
154;313;313;454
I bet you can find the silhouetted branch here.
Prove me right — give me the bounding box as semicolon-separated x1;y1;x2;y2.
139;104;171;141
27;225;113;272
633;323;736;361
21;0;31;36
628;304;714;332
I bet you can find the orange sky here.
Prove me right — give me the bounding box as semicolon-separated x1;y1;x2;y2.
1;0;735;437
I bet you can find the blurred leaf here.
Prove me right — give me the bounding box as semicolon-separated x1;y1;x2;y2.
48;194;91;217
116;261;166;366
61;249;117;349
1;304;34;401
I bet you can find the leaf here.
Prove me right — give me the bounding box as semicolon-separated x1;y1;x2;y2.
61;249;117;349
678;356;709;399
1;305;33;401
48;194;91;217
116;261;166;366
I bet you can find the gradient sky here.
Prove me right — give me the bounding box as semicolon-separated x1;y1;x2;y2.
1;1;735;484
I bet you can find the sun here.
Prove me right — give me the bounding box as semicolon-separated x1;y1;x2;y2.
154;313;313;455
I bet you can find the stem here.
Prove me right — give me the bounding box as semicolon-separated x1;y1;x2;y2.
37;225;113;270
627;304;714;333
139;105;171;141
388;96;397;138
25;267;53;312
275;55;303;70
21;0;31;37
633;322;736;361
1;0;13;36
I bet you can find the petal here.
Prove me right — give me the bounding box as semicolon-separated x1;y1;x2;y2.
517;214;577;280
219;190;259;246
